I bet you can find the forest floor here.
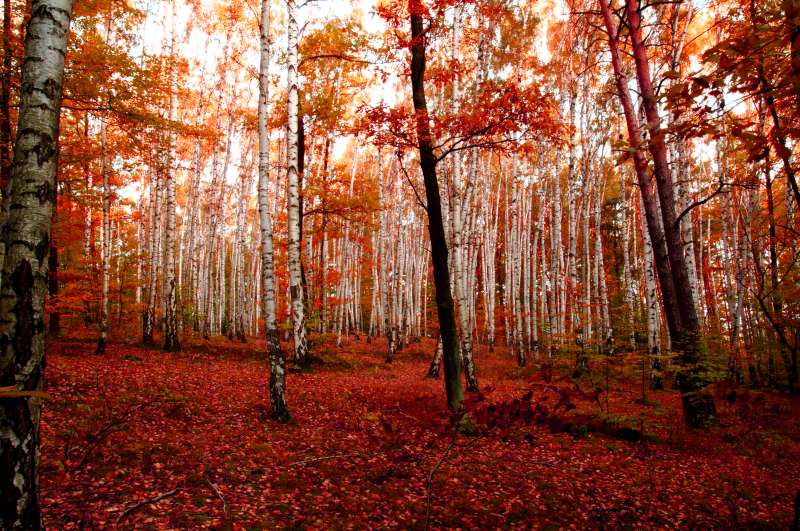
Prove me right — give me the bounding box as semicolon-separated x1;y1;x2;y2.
40;335;800;529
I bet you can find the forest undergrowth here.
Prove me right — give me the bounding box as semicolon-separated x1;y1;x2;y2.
41;336;800;529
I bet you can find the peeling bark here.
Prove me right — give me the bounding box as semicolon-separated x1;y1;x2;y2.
0;1;72;528
286;0;308;363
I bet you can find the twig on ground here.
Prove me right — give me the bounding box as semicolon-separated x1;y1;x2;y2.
286;452;368;467
424;434;458;530
387;404;423;424
75;402;148;471
115;488;180;524
206;477;230;521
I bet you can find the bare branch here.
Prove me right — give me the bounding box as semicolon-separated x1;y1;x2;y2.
116;488;181;524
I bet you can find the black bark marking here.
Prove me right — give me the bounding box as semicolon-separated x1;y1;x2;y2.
33;133;55;167
10;240;36;254
35;233;49;264
41;78;59;100
47;45;67;58
26;102;55;113
17;129;56;168
30;3;70;28
0;260;40;527
10;261;35;375
36;180;53;205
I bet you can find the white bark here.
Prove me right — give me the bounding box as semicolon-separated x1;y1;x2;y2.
259;0;288;419
286;0;308;362
163;0;179;351
0;2;72;526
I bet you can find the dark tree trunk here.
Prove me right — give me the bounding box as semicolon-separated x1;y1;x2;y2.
598;0;682;346
427;336;443;378
625;0;716;427
764;160;798;388
792;486;800;531
763;87;800;214
601;0;716;427
409;0;464;411
0;1;72;528
626;0;700;349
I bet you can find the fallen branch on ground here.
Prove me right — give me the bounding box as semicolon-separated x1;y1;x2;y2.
425;434;458;530
386;404;423;424
115;488;180;524
286;452;369;467
74;402;148;471
206;477;230;521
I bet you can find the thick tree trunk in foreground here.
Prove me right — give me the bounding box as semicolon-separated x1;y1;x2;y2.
409;0;464;411
259;0;289;421
0;1;72;527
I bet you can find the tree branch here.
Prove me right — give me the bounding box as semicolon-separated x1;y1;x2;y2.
397;151;427;211
116;488;181;524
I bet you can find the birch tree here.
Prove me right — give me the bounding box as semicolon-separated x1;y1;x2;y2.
96;116;110;354
163;0;180;351
0;1;72;526
259;0;289;420
287;0;309;362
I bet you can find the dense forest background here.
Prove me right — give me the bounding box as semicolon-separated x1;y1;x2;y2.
0;0;799;527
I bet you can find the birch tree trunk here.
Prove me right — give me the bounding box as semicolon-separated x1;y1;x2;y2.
595;177;612;353
640;193;662;389
566;92;580;349
0;2;72;527
163;0;180;351
258;0;289;420
143;166;161;344
621;167;636;349
286;0;308;363
509;154;526;366
96;116;110;354
578;173;592;373
448;6;479;390
377;152;395;361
